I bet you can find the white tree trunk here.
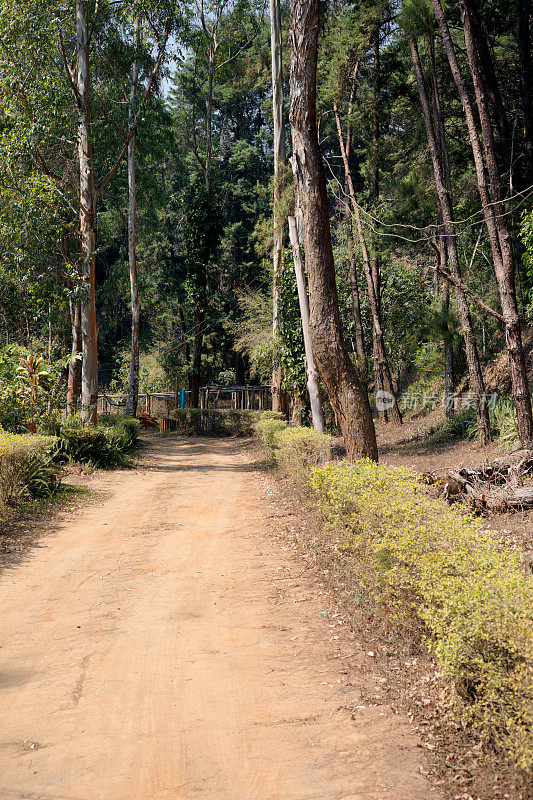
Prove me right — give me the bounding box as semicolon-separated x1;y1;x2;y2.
288;216;325;433
270;0;286;412
125;18;141;417
77;0;98;423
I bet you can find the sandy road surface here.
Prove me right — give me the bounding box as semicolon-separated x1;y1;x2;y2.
0;437;434;800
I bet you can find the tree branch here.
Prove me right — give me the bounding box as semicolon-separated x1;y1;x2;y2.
429;238;504;322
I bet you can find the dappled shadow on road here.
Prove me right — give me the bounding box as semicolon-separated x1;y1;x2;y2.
0;487;90;578
145;461;259;473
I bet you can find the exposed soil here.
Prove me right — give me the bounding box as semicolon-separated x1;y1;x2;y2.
0;435;436;800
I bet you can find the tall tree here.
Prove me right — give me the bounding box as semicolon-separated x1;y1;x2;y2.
125;18;141;417
431;0;533;447
408;34;491;442
288;215;325;432
269;0;286;413
289;0;377;460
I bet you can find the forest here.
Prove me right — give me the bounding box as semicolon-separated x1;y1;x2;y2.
1;0;533;794
0;0;531;454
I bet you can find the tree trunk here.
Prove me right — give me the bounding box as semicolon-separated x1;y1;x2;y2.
333;106;402;425
370;29;387;420
517;0;533;177
67;299;82;414
270;0;287;413
125;19;141;418
190;305;204;408
288;216;325;433
431;0;533;446
205;51;214;196
344;196;366;363
77;0;98;423
289;0;377;461
410;36;490;443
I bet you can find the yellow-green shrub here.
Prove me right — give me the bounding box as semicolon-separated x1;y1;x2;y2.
273;426;332;483
309;459;533;770
254;414;288;449
0;428;59;512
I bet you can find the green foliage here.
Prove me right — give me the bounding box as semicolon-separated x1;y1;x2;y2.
253;414;288;449
490;397;520;451
256;423;533;770
0;429;59;513
0;344;28;429
426;408;477;444
309;459;533;770
233;289;274;383
426;397;522;450
51;415;140;468
278;249;306;395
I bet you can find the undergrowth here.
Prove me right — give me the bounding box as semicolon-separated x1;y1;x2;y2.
255;415;533;772
426;397;523;450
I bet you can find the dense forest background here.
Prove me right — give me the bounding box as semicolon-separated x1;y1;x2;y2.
0;0;532;441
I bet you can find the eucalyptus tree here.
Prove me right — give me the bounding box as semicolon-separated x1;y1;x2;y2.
0;0;177;421
269;0;286;413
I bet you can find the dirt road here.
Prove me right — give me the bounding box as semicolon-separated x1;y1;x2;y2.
0;437;434;800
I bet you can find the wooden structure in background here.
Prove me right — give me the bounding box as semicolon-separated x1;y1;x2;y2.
97;385;272;417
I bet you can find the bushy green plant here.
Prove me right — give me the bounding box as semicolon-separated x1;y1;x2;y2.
308;460;533;770
490;397;520;451
273;426;332;481
51;415;140;468
258;423;533;769
254;414;288;449
0;428;59;512
426;407;477;444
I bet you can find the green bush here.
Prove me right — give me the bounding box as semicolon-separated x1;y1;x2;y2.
253;414;288;449
0;429;60;513
426;408;477;444
169;409;284;437
257;423;533;770
52;415;140;468
272;425;332;481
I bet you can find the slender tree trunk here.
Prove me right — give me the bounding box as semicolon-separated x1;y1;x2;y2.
431;0;533;446
288;216;325;433
190;305;204;408
67;300;82;414
334;106;402;425
517;0;533;176
289;0;377;461
125;19;141;418
77;0;98;423
429;40;456;419
410;37;490;442
370;29;387;420
270;0;286;413
443;284;455;419
344;196;366;363
205;51;214;196
340;62;365;364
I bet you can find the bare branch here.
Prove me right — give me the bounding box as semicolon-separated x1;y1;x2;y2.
429;238;504;322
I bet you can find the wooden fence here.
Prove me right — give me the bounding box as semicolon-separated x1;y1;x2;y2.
97;385;272;417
